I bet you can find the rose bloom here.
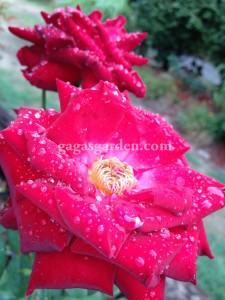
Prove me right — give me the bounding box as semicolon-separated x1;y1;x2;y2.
0;80;225;300
9;6;148;97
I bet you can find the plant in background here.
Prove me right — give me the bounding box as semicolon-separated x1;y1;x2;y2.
0;80;224;300
9;5;148;102
129;0;225;69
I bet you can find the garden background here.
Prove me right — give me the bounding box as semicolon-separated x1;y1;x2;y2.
0;0;225;299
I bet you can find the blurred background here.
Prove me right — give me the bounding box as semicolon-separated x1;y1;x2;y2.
0;0;225;299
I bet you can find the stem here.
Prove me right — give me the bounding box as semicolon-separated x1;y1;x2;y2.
42;90;47;109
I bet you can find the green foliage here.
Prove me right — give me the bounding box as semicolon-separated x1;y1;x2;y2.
177;81;225;142
129;0;225;67
52;0;130;19
198;233;225;300
137;66;175;99
176;102;213;133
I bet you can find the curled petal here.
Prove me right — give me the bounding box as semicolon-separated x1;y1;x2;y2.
27;247;116;296
115;269;165;300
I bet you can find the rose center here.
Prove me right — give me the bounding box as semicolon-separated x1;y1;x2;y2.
89;157;138;196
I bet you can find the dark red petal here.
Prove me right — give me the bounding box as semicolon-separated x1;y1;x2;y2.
27;248;116;296
9;26;44;44
2;107;59;164
16;180;67;228
46;81;130;155
116;32;148;51
25;133;92;195
0;198;17;229
43;26;73;51
115;269;165;300
124;51;149;66
0;136;41;200
17;46;43;69
15;196;72;253
146;164;225;221
107;107;190;169
112;67;146;97
197;220;213;258
56;186;129;258
67;18;104;58
56;79;81;112
23;61;80;91
114;231;185;287
104;15;126;30
164;226;200;283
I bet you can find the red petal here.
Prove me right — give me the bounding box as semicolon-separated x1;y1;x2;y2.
16;180;67;228
114;231;184;287
23;61;80;91
27;247;116;296
17;46;43;69
115;269;165;300
197;220;213;258
0;198;17;229
56;79;81;112
164;225;200;283
0;136;41;200
15;196;72;253
2;107;59;163
107;106;190;169
117;32;148;51
9;26;44;44
56;186;129;258
25;133;92;195
46;81;130;159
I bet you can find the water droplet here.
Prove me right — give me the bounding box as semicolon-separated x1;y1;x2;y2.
175;234;181;240
202;200;212;208
74;216;81;224
27;180;33;185
97;224;105;235
41;219;47;225
34;112;41;119
38;148;46;156
207;186;224;198
89;203;98;213
17;129;23;135
149;250;157;259
41;186;47;192
149;291;155;298
135;256;145;267
73;103;81;111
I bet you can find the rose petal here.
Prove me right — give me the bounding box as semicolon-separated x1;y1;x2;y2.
27;247;116;296
115;269;165;300
56;186;129;258
15;196;72;253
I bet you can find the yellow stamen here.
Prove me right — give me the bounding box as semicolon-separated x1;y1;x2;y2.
89;157;138;196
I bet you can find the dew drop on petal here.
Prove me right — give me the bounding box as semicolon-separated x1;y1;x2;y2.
149;249;157;259
38;148;46;156
149;291;156;298
89;203;98;213
202;200;212;208
135;256;145;267
97;224;105;235
41;219;47;225
34;112;41;119
207;186;224;198
41;186;47;192
74;216;81;224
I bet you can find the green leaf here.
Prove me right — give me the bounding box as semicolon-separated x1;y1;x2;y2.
7;254;32;298
6;230;20;254
0;234;7;278
65;288;88;298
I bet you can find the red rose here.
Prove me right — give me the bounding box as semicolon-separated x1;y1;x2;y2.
9;6;148;97
0;80;224;299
